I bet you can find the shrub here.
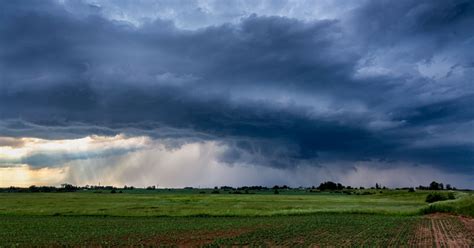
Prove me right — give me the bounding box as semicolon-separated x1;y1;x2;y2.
447;192;455;200
426;192;450;203
421;194;473;217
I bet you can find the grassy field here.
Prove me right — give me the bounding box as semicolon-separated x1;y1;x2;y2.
0;190;432;216
0;189;472;247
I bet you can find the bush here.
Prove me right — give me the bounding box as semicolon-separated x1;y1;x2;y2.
426;192;451;203
421;194;473;217
447;192;455;200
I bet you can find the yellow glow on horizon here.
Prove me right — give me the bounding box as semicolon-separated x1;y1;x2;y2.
0;165;68;187
0;134;152;187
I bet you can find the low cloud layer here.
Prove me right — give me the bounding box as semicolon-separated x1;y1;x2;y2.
0;135;150;167
3;139;471;188
0;0;473;187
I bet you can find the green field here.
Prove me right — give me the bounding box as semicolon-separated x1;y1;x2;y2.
0;190;432;216
0;189;472;247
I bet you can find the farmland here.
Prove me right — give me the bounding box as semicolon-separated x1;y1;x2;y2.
0;189;472;247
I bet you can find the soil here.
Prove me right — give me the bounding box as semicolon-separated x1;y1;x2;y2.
141;228;252;247
411;213;474;248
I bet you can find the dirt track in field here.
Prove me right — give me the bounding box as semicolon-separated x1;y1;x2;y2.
410;213;474;248
141;228;253;247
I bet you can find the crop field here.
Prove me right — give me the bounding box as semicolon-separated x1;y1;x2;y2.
0;190;431;216
0;190;472;247
410;214;474;247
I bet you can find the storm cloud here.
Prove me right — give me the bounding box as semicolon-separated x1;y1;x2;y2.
0;0;473;187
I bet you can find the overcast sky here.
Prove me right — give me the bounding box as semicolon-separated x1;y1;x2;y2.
0;0;473;188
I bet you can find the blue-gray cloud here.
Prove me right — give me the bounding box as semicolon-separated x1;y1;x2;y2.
0;0;473;179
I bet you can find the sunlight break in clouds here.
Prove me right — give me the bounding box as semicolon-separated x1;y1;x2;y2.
0;135;151;167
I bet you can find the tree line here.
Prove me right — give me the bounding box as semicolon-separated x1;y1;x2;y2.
0;181;461;193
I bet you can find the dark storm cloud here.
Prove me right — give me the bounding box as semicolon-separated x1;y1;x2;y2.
0;0;473;174
398;95;474;126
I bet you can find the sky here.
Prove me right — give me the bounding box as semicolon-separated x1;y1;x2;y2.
0;0;473;188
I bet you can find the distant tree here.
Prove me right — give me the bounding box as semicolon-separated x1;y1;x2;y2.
375;183;380;189
317;181;344;191
274;189;279;194
429;181;443;190
446;184;452;190
417;185;429;190
61;183;77;192
336;183;344;190
29;185;39;193
220;186;234;190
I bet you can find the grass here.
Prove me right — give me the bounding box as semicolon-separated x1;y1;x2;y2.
0;189;472;246
0;189;431;217
421;193;474;217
